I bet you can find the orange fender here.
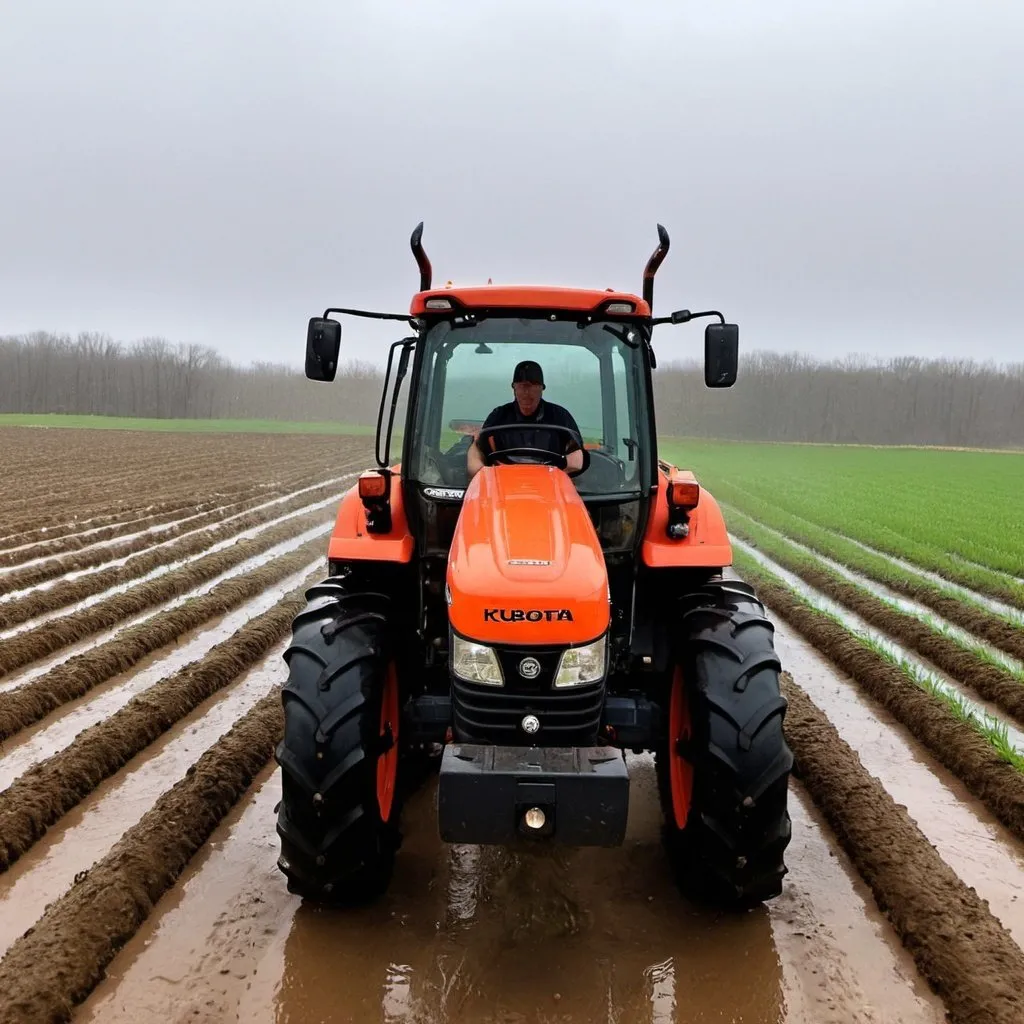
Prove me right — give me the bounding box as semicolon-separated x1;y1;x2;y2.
327;471;415;564
641;466;733;569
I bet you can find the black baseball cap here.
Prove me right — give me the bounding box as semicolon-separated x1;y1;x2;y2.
512;360;544;386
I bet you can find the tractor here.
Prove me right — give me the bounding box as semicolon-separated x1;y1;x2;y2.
275;224;793;909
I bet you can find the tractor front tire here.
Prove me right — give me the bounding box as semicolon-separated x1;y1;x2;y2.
275;579;403;905
656;578;793;909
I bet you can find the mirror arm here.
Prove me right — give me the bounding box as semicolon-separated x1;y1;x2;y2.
648;309;725;327
323;306;414;323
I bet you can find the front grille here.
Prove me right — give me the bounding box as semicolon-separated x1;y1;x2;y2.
451;644;605;746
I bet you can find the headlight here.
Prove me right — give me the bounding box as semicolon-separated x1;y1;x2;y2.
554;635;607;688
452;635;504;686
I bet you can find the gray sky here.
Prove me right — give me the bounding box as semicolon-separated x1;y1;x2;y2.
1;0;1022;370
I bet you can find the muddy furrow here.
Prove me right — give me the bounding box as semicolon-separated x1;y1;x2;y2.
0;498;223;560
0;505;334;678
0;643;289;962
0;576;308;873
0;538;324;743
765;609;1024;948
739;561;1024;846
735;514;1024;657
733;523;1024;728
0;476;351;621
0;459;328;546
0;473;313;565
0;460;351;566
0;689;282;1024
0;474;349;599
781;675;1024;1024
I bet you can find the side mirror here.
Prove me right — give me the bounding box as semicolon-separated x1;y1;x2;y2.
704;323;738;388
305;317;341;382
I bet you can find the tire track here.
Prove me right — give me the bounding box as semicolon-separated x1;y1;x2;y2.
0;688;282;1024
781;676;1024;1024
0;505;334;678
0;576;308;872
0;538;324;744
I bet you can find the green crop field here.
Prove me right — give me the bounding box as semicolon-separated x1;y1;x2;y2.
660;439;1024;585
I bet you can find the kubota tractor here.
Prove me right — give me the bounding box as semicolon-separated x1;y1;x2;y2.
275;224;793;909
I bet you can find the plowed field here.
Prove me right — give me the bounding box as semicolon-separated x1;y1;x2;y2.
1;426;1022;1024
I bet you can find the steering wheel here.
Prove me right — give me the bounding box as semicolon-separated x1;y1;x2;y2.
478;423;591;477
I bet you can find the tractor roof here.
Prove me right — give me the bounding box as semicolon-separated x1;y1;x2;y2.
409;285;651;318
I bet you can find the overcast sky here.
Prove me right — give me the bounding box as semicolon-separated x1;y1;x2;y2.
1;0;1021;370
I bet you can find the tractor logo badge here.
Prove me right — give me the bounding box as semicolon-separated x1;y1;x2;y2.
518;657;541;679
483;608;573;623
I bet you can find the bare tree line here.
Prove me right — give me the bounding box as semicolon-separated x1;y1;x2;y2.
653;351;1024;449
1;332;1021;448
0;332;384;425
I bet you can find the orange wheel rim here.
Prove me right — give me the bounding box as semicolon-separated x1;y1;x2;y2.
376;663;399;821
669;666;694;830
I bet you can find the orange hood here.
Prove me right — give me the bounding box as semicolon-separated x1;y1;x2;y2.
446;465;610;646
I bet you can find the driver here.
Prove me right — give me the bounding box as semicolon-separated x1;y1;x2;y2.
467;360;584;478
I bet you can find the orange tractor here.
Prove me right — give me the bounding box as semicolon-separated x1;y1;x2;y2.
275;225;793;908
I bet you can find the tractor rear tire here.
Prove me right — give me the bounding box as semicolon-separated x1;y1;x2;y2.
656;578;793;909
275;579;404;905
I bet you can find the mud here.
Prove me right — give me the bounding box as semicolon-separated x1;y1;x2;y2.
771;615;1024;946
0;505;334;678
0;643;288;959
742;562;1024;846
75;762;944;1024
0;539;324;743
733;522;1024;727
0;689;283;1024
0;579;311;871
759;518;1024;660
781;675;1024;1023
0;474;348;601
0;566;318;792
0;460;345;564
0;498;221;566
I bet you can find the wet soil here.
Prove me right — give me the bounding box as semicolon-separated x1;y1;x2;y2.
0;539;323;743
0;578;312;871
733;523;1024;726
0;473;348;602
0;560;319;791
781;675;1024;1024
0;646;288;958
0;505;333;678
766;522;1024;660
772;617;1024;946
75;758;945;1024
742;561;1024;847
0;687;284;1024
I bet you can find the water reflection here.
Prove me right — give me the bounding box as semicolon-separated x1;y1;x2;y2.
270;761;785;1023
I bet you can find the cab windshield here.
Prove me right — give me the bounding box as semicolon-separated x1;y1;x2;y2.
406;317;650;498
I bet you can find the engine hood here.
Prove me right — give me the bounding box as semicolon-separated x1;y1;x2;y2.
446;465;610;646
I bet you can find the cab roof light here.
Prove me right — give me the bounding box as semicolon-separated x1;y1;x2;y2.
424;297;453;310
605;301;635;314
669;480;700;511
